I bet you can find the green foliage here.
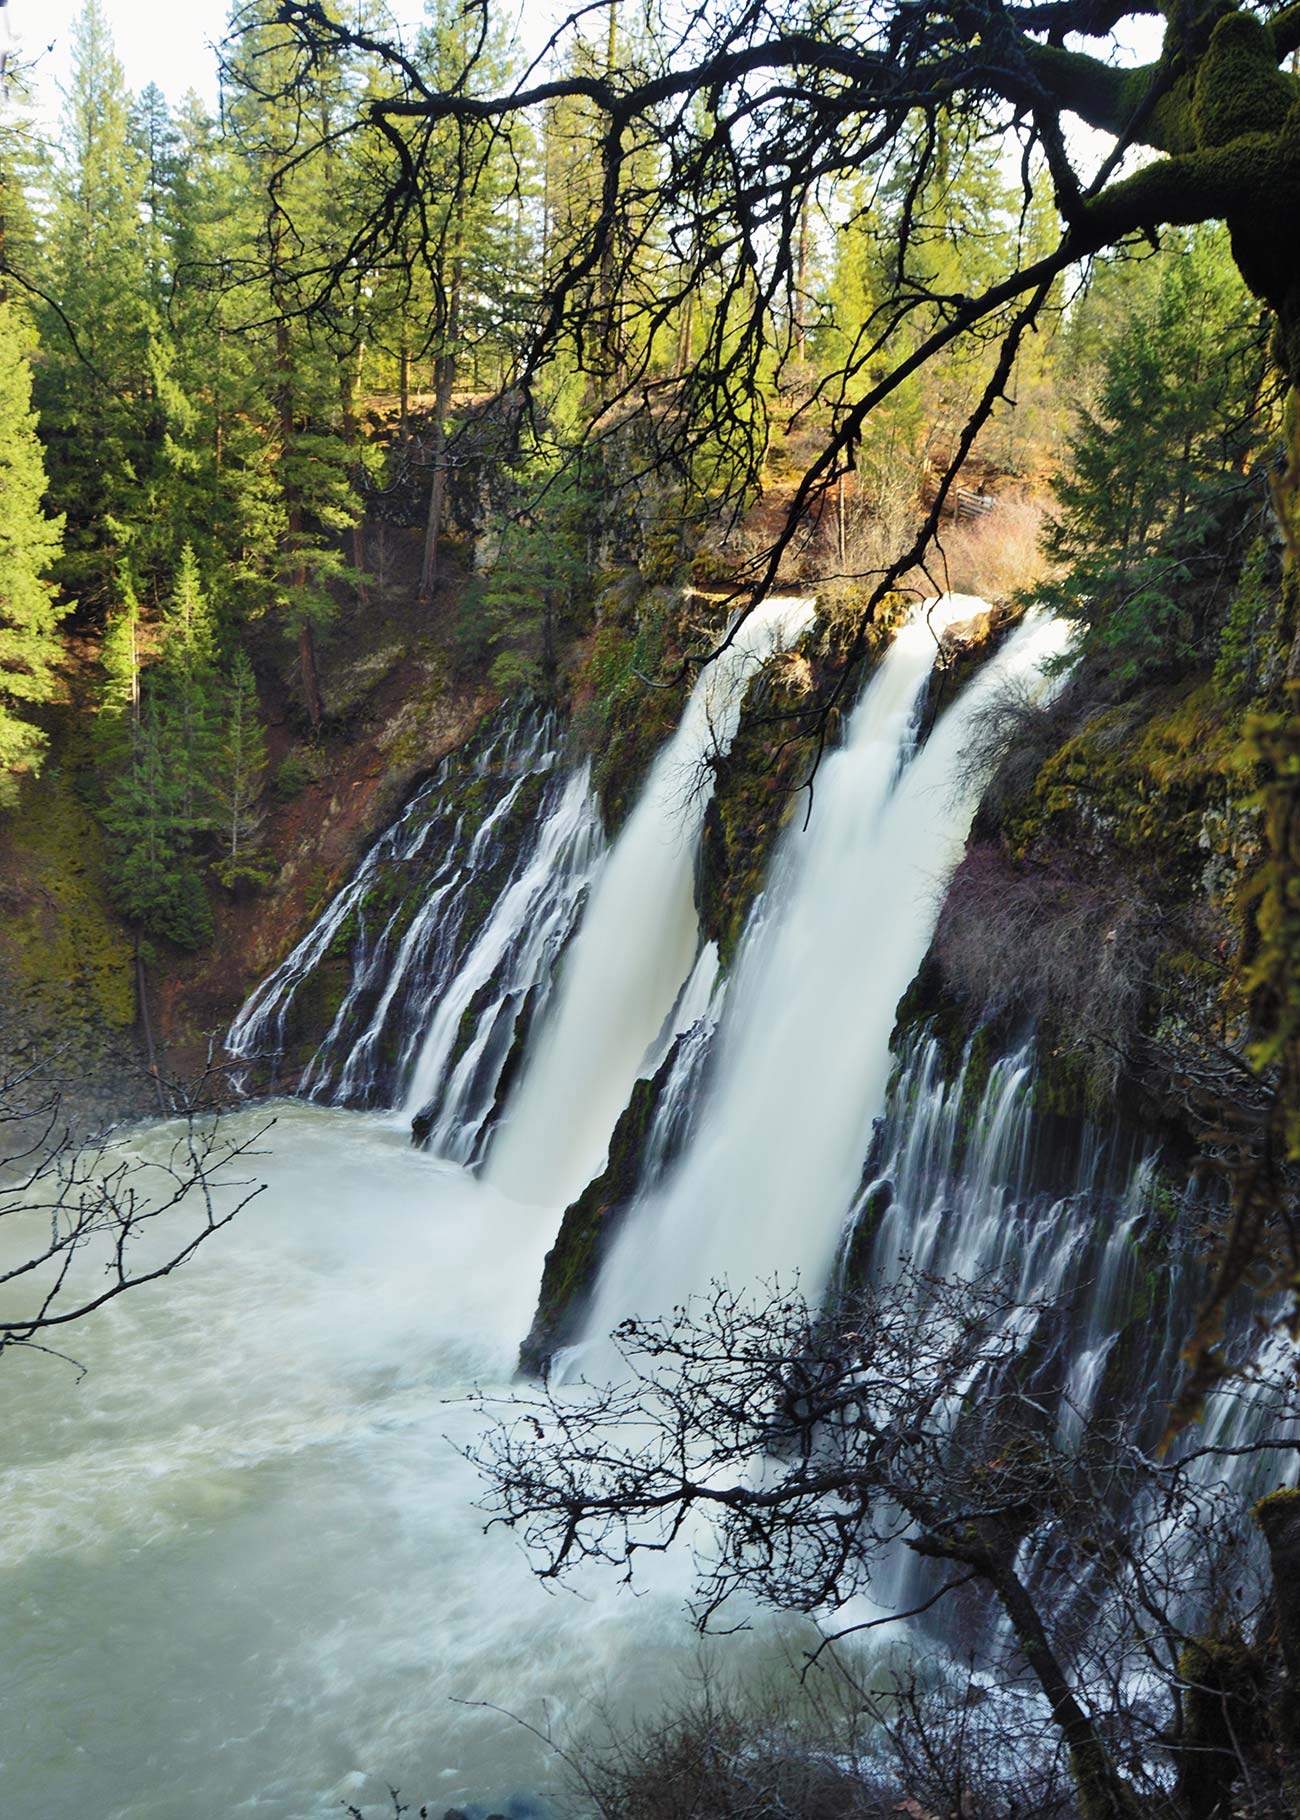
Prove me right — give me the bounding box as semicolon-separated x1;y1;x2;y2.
273;744;327;802
100;690;215;949
0;302;69;805
158;543;221;828
94;548;272;943
458;464;599;693
36;1;166;611
212;651;271;890
1038;226;1271;682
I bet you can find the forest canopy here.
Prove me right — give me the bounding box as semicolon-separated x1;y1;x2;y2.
254;0;1300;606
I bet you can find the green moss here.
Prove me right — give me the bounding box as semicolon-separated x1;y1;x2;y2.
278;951;352;1060
1029;1038;1097;1123
1254;1486;1300;1525
2;755;135;1033
836;1179;894;1297
1240;685;1300;1158
1191;13;1295;151
576;588;689;832
519;1044;678;1374
891;958;978;1073
1008;680;1250;879
1251;1488;1300;1760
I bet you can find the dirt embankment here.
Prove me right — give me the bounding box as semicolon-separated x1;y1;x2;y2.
0;517;496;1125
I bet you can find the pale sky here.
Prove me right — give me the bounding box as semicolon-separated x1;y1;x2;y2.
11;0;234;110
4;0;1158;182
5;0;454;118
6;0;1159;112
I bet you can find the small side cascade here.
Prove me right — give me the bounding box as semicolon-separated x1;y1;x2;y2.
847;1031;1153;1401
859;1033;1300;1475
225;703;605;1143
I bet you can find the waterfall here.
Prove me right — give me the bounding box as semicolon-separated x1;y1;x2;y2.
18;593;1298;1819
484;595;815;1208
395;763;601;1158
226;598;811;1180
852;1032;1156;1431
846;1028;1298;1632
225;704;605;1152
581;603;1072;1339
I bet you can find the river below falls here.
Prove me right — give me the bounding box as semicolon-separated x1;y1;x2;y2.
0;1103;814;1820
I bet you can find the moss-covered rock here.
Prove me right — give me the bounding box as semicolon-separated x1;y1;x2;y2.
519;1040;682;1376
570;582;699;833
1256;1487;1300;1685
695;600;900;965
1172;1631;1271;1820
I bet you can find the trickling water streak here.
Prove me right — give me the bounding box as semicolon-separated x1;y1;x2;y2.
485;595;816;1209
224;705;606;1152
400;764;604;1158
859;1035;1147;1380
226;704;561;1083
583;603;1073;1338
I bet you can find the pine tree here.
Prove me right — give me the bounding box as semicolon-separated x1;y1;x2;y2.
212;650;270;889
459;464;593;693
0;303;69;807
95;553;221;947
220;0;362;725
158;543;220;828
1040;226;1270;679
0;86;48;305
97;585;142;742
101;689;214;949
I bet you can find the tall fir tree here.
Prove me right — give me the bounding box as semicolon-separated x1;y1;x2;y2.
158;542;220;828
37;0;165;612
212;649;269;889
101;687;214;949
220;0;361;725
0;303;69;805
1041;226;1270;678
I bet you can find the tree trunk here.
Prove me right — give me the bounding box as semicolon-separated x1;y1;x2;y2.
339;350;369;608
677;293;694;376
1256;1489;1300;1807
796;197;809;362
298;613;323;732
982;1556;1142;1820
419;270;460;603
136;947;167;1115
915;1520;1141;1820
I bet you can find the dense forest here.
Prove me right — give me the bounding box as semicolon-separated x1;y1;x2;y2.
1;0;1299;1816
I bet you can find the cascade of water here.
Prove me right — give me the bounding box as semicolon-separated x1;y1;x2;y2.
581;602;1072;1340
856;1033;1149;1407
398;764;603;1158
484;594;816;1209
225;704;605;1148
841;1029;1298;1637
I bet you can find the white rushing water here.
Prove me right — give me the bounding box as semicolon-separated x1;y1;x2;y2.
224;706;607;1148
396;763;602;1156
583;601;1073;1337
11;597;1297;1818
485;595;815;1209
0;1106;811;1820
